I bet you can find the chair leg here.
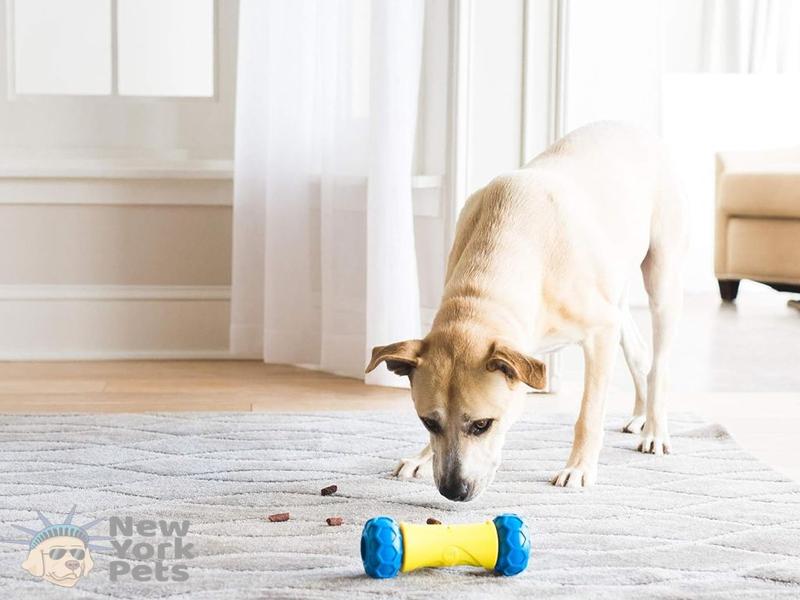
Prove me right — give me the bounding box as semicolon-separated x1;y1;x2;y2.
718;279;740;302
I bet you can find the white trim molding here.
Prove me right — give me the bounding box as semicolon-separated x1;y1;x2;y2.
0;158;234;180
0;349;236;361
0;165;444;213
553;0;569;141
445;0;473;248
0;284;231;301
522;0;569;162
0;285;231;361
3;0;17;102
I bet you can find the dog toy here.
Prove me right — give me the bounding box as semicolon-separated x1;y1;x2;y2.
360;514;530;578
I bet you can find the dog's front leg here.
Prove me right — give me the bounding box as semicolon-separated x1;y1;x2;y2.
553;324;620;487
393;443;433;479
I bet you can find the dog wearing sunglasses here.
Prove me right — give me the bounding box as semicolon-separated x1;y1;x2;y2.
22;535;94;587
366;121;686;501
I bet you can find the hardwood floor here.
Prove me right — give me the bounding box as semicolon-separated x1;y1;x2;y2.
0;359;797;482
0;361;409;412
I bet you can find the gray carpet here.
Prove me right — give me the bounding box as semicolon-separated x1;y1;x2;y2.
0;411;799;599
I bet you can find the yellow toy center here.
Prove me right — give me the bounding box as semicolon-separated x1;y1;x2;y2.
399;521;499;572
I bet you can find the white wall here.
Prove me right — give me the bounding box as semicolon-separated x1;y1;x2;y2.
564;0;662;134
0;0;238;358
563;0;800;296
466;0;526;193
0;0;460;358
0;165;234;358
0;0;561;359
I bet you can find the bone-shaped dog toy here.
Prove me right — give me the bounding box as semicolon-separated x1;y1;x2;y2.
360;514;530;578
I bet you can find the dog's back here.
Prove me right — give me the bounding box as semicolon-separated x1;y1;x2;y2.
445;121;685;338
528;120;679;253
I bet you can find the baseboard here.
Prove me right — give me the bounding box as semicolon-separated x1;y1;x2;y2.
0;285;231;360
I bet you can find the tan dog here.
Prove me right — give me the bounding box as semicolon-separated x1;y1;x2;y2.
366;121;686;501
22;535;94;587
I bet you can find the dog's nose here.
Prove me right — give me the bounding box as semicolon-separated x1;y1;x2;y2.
439;479;472;502
65;560;80;571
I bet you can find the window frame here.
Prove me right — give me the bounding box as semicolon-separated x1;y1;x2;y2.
5;0;219;102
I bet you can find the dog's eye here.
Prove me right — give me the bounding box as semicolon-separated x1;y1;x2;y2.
469;418;494;436
420;417;442;434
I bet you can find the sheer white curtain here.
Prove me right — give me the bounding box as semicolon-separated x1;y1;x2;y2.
231;0;425;386
703;0;800;73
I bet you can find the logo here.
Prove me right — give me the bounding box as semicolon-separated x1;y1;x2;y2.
4;506;109;588
3;506;196;588
108;516;193;582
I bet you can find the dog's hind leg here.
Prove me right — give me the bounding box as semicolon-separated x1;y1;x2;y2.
639;246;683;455
620;304;650;433
393;444;433;479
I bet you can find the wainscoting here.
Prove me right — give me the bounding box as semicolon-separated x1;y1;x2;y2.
0;159;448;359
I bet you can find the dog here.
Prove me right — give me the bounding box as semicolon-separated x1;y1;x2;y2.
366;121;687;501
22;535;94;587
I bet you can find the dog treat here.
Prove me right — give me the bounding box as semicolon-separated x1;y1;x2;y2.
326;517;344;526
321;484;338;496
268;512;290;522
426;517;442;525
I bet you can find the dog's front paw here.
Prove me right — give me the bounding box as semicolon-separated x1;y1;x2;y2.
393;455;432;479
638;422;671;455
622;414;646;433
551;462;597;488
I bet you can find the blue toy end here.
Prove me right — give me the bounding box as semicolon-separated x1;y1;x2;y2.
361;516;403;578
493;514;530;576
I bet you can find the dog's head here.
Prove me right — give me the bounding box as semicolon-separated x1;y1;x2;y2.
366;330;546;501
22;535;94;587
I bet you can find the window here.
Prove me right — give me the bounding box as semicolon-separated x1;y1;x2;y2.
12;0;112;95
9;0;215;97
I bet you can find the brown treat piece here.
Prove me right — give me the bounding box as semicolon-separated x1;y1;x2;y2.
320;484;338;496
326;517;344;526
426;518;442;525
268;512;290;522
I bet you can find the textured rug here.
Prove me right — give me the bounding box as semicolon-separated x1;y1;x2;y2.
0;411;799;599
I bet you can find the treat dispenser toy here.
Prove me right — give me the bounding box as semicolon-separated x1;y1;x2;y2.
360;514;530;578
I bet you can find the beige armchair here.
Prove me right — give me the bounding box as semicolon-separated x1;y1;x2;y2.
715;148;800;301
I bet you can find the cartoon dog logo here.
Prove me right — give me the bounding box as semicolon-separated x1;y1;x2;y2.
4;506;108;588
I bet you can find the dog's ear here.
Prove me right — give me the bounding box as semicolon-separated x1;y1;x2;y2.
22;548;44;577
366;340;425;377
82;548;94;575
486;342;547;390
